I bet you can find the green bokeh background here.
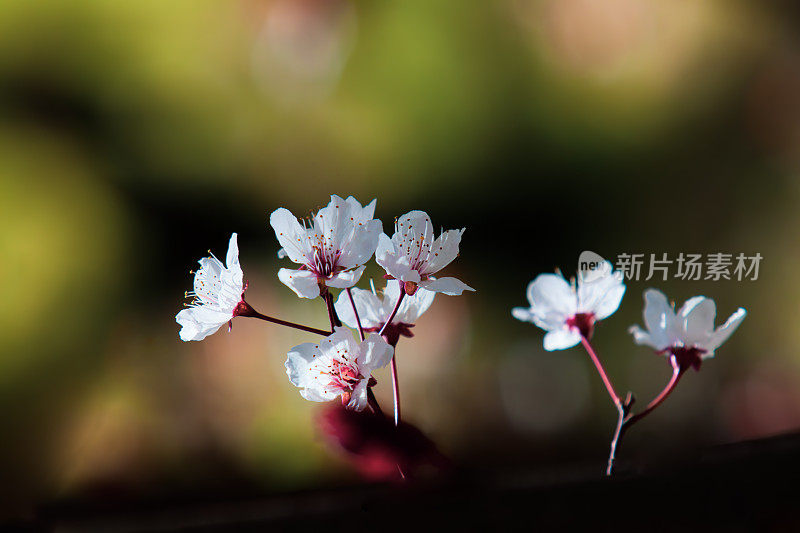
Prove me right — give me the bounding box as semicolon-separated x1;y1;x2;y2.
1;0;799;516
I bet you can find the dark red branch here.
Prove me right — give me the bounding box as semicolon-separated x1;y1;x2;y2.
234;300;331;337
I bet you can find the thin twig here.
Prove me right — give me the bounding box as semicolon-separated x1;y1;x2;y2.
606;366;686;476
607;393;634;476
236;302;331;336
389;345;401;426
378;289;406;426
346;288;366;341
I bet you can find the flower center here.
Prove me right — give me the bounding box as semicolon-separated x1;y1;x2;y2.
667;346;706;371
310;245;342;277
566;312;596;338
329;359;361;391
395;218;434;276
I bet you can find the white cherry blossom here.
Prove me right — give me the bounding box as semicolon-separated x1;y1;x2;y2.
285;327;394;411
512;262;626;351
334;280;435;342
375;210;474;296
177;233;245;341
270;195;382;299
629;289;746;370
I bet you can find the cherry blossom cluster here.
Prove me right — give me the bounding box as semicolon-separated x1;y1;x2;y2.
512;261;746;475
176;195;473;429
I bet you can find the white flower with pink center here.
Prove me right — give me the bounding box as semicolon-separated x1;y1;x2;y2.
512;262;626;350
375;210;474;296
286;327;393;411
270;195;382;299
629;289;746;370
176;233;246;341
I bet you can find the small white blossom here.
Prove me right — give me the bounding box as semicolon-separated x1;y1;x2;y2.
375;210;474;296
270;195;383;299
334;280;435;340
176;233;245;341
512;262;626;351
285;327;394;411
629;289;746;370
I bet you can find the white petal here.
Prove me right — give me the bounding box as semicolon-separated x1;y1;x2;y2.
321;327;361;359
176;307;230;341
593;283;625;320
392;211;434;251
375;232;394;263
393;282;435;324
336;196;382;269
346;380;370;411
677;296;708;320
313;195;351;258
314;195;346;234
270;208;311;265
278;268;320;299
512;306;536;323
225;233;240;271
638;288;676;350
337;218;382;269
325;325;356;343
358;333;394;372
326;265;366;289
220;240;244;302
423;228;464;275
375;233;404;279
399;268;421;283
382;278;403;304
524;274;577;330
543;328;582;351
682;297;716;348
577;266;625;320
420;276;474;296
628;325;657;349
300;388;338;402
391;211;434;274
706;308;747;353
285;342;318;387
353;197;377;220
334;288;384;330
194;257;224;298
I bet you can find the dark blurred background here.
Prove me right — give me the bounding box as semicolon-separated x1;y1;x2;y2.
1;0;799;523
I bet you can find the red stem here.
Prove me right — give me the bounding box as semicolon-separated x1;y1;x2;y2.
627;366;685;426
236;301;331;336
579;335;622;408
324;291;341;330
378;289;405;337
